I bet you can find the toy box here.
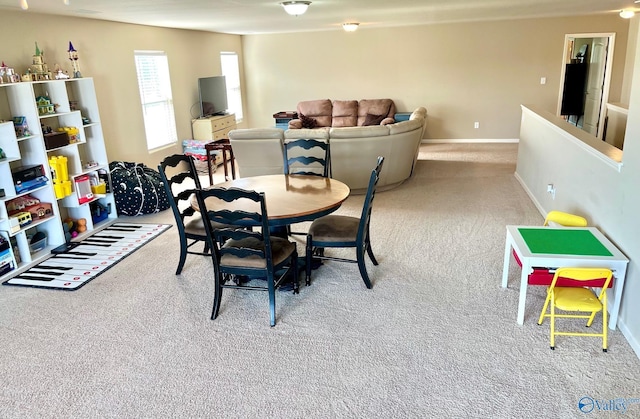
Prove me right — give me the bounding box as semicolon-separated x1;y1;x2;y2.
0;247;15;276
44;131;70;150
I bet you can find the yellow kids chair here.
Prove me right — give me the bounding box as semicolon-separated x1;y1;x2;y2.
543;210;588;227
537;267;613;352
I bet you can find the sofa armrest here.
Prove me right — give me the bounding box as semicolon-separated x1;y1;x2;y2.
388;118;423;135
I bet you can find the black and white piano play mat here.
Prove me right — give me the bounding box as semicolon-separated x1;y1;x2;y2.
3;223;171;291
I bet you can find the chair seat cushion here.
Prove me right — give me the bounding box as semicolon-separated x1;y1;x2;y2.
184;216;232;236
184;216;207;235
220;236;295;268
309;215;359;242
553;287;603;312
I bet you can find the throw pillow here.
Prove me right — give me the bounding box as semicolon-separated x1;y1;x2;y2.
299;113;317;129
288;119;302;129
363;113;385;126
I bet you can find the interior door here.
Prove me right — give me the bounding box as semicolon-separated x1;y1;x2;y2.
582;38;608;136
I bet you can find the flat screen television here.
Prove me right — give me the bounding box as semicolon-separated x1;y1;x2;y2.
198;76;228;118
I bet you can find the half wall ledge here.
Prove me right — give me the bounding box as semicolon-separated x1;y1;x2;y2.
520;105;623;172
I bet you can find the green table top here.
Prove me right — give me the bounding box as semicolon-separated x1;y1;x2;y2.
518;228;613;257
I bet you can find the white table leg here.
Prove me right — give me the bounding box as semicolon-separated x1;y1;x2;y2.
517;260;531;325
608;263;626;330
502;231;513;288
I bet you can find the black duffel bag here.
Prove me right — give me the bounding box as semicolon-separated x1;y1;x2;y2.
108;161;170;216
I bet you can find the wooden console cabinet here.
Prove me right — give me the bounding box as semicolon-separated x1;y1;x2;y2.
191;114;236;141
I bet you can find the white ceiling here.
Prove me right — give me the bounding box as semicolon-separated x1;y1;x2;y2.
0;0;636;35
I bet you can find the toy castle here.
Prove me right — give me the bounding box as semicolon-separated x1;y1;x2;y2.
29;42;53;81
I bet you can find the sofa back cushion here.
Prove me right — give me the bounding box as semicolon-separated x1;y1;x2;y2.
297;99;333;127
357;99;396;126
331;100;358;127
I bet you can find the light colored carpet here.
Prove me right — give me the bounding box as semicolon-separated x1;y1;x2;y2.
1;143;639;418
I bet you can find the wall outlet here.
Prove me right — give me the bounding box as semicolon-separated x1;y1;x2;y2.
540;77;546;85
474;122;479;129
547;183;556;200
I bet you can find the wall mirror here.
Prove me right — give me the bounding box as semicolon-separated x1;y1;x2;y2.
557;32;615;142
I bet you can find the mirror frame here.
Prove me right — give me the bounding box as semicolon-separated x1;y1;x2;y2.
556;32;616;141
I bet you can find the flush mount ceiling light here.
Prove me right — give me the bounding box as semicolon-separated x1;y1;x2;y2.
280;1;311;16
21;0;69;10
342;22;360;32
620;9;635;18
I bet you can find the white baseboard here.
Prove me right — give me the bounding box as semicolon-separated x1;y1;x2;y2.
618;319;640;358
421;138;519;144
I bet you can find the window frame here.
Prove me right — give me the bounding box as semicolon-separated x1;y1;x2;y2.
220;51;243;122
134;50;178;151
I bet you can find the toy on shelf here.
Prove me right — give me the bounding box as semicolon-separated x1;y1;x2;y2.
0;61;6;83
36;95;56;116
88;171;106;194
53;63;70;80
13;116;31;137
0;61;20;83
6;194;53;221
68;42;82;78
56;126;80;143
12;164;49;193
49;155;72;199
90;201;110;224
0;236;15;276
74;174;93;204
28;231;47;254
63;217;87;240
29;42;53;81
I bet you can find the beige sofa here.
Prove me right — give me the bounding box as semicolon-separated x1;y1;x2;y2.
229;106;427;193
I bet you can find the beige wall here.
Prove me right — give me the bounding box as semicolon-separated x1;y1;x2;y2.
242;15;629;140
0;11;243;168
0;11;630;165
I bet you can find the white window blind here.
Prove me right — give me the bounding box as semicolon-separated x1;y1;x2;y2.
134;51;178;150
220;52;243;121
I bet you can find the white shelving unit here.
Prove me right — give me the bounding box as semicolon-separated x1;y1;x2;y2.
0;78;117;282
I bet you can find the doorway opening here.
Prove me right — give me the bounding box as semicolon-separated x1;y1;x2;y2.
557;33;615;140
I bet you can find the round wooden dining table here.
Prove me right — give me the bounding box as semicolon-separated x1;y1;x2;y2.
191;174;351;227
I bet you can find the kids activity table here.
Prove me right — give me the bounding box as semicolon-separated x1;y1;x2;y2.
502;225;629;330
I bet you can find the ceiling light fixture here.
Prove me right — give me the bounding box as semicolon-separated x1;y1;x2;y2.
342;22;360;32
21;0;69;10
280;1;311;16
620;9;635;18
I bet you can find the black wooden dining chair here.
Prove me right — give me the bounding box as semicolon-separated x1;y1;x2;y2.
283;138;331;236
158;154;212;275
305;156;384;288
195;187;299;327
283;138;330;177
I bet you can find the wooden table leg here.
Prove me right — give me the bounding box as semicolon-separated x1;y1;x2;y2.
207;147;215;186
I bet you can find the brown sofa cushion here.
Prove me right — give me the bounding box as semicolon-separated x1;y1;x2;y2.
363;113;385;126
296;99;333;127
332;100;358;127
357;99;396;126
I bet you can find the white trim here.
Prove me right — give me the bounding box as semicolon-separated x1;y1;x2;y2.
618;319;640;359
421;138;519;144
